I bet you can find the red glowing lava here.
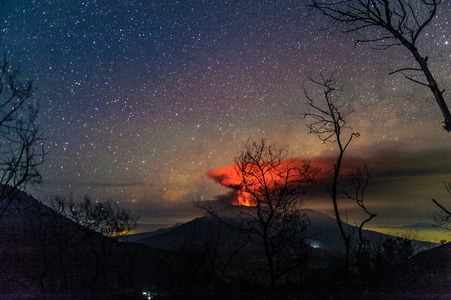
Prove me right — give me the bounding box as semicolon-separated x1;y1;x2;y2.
206;160;321;206
206;165;251;206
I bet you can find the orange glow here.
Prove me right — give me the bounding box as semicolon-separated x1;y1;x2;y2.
207;159;323;206
206;165;252;206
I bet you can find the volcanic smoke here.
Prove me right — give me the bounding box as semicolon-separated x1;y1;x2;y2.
206;159;327;206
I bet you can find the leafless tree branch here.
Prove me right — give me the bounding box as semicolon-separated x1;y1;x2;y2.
198;139;318;295
311;0;451;131
0;56;46;217
303;72;360;274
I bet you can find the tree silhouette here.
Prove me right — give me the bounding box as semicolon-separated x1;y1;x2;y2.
341;164;376;256
431;183;451;230
303;72;360;274
200;139;319;296
311;0;450;131
50;196;139;293
0;56;45;217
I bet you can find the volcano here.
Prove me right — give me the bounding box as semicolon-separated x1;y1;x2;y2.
132;206;433;253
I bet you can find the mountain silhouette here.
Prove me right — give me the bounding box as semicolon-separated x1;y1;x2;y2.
0;189;159;298
1;191;447;299
131;205;424;253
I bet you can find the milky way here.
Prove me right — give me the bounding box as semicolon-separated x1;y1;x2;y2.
1;1;451;231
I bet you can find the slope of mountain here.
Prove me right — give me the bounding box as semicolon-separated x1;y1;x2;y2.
122;226;180;243
132;206;430;253
399;222;443;229
370;242;451;297
0;189;161;298
1;190;446;299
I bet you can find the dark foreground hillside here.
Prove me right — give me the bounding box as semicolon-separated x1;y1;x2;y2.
130;206;449;299
0;192;449;299
0;191;164;299
299;243;451;300
370;242;451;298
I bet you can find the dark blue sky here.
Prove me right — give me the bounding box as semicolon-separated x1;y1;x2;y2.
1;1;451;232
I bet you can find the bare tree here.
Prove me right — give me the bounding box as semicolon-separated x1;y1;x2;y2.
201;139;319;296
160;217;250;297
50;196;139;293
431;183;451;230
341;164;376;254
63;197;138;238
0;56;45;216
303;72;360;274
311;0;450;131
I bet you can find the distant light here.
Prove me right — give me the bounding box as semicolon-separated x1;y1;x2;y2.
142;291;153;299
310;241;321;249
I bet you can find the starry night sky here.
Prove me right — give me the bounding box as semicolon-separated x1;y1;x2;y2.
2;1;451;232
